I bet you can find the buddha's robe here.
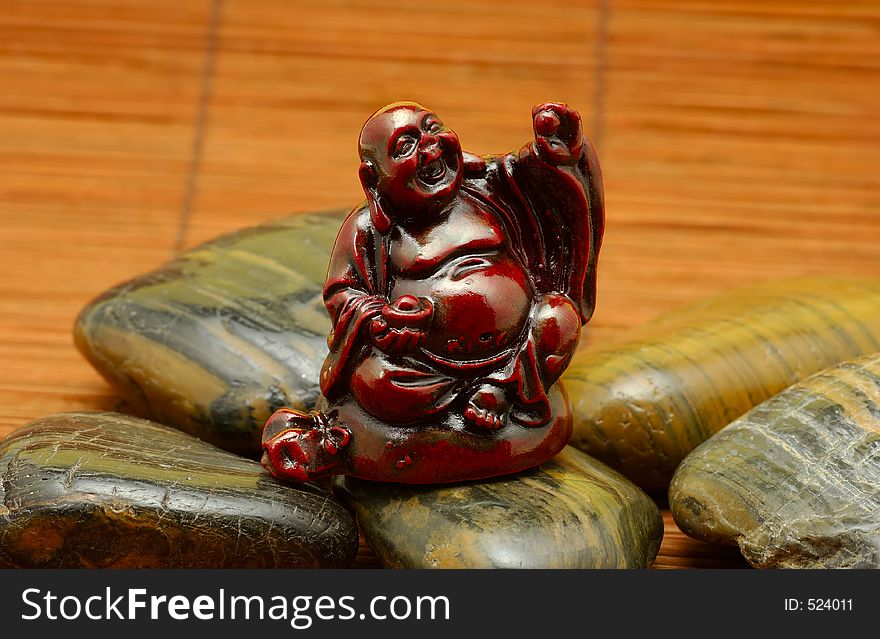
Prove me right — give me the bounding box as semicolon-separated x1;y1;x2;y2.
319;139;604;427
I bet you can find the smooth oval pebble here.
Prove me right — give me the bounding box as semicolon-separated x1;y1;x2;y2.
335;446;663;568
564;277;880;492
0;411;358;568
670;353;880;568
74;211;345;456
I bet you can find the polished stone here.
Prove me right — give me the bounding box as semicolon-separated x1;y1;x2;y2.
0;411;358;568
336;446;663;568
670;353;880;568
75;211;345;456
564;277;880;491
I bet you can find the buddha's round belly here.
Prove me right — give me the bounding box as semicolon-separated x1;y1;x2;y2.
391;253;532;363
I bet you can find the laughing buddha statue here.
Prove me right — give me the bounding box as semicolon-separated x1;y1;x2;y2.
262;101;604;484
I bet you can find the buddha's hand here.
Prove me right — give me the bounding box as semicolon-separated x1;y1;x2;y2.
369;295;434;354
532;102;584;166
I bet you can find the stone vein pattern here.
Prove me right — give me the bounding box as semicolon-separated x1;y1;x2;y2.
564;277;880;492
74;211;344;456
336;447;663;569
670;353;880;568
0;411;358;568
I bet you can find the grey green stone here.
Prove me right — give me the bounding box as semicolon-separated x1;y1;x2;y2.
565;277;880;492
670;353;880;568
74;211;346;456
336;446;663;568
0;411;358;568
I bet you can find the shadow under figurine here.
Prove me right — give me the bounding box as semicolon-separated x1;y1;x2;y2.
262;101;604;484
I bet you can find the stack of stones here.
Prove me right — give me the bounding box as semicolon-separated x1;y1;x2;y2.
3;209;879;568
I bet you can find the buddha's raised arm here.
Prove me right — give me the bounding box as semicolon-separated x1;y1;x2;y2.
469;102;604;324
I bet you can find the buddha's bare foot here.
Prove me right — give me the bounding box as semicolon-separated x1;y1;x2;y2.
464;385;511;431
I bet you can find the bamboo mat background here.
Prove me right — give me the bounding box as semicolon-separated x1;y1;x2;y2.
1;0;879;569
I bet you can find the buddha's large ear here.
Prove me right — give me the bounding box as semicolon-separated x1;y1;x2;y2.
359;161;391;234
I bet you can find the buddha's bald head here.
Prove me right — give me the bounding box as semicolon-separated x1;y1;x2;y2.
358;102;463;217
358;102;426;159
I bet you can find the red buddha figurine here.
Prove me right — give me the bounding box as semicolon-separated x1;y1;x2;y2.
262;101;604;484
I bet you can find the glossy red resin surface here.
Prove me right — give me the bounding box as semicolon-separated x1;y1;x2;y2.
263;101;604;484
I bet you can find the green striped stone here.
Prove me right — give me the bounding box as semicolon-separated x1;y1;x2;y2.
75;211;345;456
670;354;880;568
564;277;880;492
0;411;358;568
336;447;663;568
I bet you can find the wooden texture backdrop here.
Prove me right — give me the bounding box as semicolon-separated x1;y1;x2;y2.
1;0;879;569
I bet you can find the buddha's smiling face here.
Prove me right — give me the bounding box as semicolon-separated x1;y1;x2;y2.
359;103;463;216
